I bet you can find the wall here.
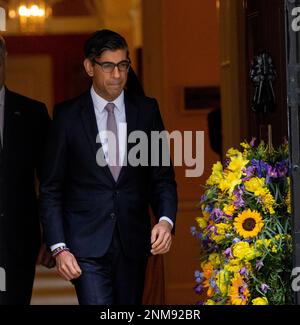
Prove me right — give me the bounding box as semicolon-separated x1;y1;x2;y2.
142;0;220;304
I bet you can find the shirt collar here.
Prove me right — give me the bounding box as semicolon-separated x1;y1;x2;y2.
90;86;124;114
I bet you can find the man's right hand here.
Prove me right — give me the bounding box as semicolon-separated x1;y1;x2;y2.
55;250;82;281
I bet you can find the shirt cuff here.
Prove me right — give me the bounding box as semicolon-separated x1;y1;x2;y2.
50;242;66;252
159;216;174;228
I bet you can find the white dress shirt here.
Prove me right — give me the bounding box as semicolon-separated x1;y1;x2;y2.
50;86;173;251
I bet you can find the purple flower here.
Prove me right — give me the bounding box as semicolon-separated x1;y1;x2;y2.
239;284;249;299
205;205;214;213
200;194;206;203
210;208;224;222
251;159;270;178
243;166;255;178
190;226;197;236
224;158;230;168
223;247;233;258
233;188;245;208
266;160;289;182
193;284;203;294
233;237;241;244
206;224;217;236
250;137;256;147
261;283;270;293
275;159;289;178
256;259;264;271
194;270;204;283
267;165;278;178
239;267;248;275
197;232;203;240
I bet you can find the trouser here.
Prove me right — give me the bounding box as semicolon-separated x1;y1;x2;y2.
72;230;148;305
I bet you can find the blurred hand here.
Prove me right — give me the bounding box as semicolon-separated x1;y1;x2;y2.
36;243;56;268
55;250;82;281
151;220;172;255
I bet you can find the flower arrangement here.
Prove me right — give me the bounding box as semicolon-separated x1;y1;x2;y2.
191;139;293;305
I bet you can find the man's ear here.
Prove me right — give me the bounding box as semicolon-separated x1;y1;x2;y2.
83;58;94;77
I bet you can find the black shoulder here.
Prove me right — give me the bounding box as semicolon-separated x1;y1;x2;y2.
6;89;49;122
126;91;158;110
7;89;45;107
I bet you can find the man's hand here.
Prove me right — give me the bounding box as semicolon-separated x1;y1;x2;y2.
36;243;56;268
55;250;82;281
151;220;172;255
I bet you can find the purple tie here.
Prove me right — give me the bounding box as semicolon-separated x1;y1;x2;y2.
105;103;121;181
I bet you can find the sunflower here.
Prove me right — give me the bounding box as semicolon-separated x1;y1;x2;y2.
234;209;264;238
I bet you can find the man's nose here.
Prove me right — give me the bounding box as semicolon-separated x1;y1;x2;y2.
112;65;121;78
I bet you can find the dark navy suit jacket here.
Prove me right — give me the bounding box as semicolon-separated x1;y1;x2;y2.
40;90;177;259
0;88;49;264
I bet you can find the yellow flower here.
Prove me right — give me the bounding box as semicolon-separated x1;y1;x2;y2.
227;155;249;174
244;177;265;196
219;171;242;193
201;261;217;298
232;242;256;261
224;258;242;272
206;161;223;186
244;178;276;214
211;223;232;243
240;141;251;150
208;253;221;268
226;148;242;158
255;239;271;256
202;211;210;221
252;297;268;305
229;273;249;305
196;217;207;229
205;299;216;305
234;209;264;238
256;238;271;248
216;270;230;296
223;203;236;216
260;189;276;215
271;245;278;253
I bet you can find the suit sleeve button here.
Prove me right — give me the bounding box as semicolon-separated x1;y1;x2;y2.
110;212;115;219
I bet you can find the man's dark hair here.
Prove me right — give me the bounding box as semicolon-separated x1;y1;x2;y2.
84;29;129;62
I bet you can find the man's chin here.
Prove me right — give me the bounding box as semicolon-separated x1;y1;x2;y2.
108;90;122;99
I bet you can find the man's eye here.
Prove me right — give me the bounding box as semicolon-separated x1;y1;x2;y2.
118;62;129;70
102;63;114;70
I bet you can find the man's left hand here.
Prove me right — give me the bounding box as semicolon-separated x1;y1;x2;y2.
36;243;56;268
151;220;172;255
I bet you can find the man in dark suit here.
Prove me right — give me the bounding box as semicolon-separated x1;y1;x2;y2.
40;29;177;305
0;36;53;304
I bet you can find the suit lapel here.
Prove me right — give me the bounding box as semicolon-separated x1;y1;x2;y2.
79;91;115;183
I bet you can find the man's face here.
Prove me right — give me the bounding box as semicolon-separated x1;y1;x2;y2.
0;56;5;89
84;49;129;101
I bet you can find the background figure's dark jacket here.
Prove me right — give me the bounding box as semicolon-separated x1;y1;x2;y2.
0;88;50;267
40;91;177;259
